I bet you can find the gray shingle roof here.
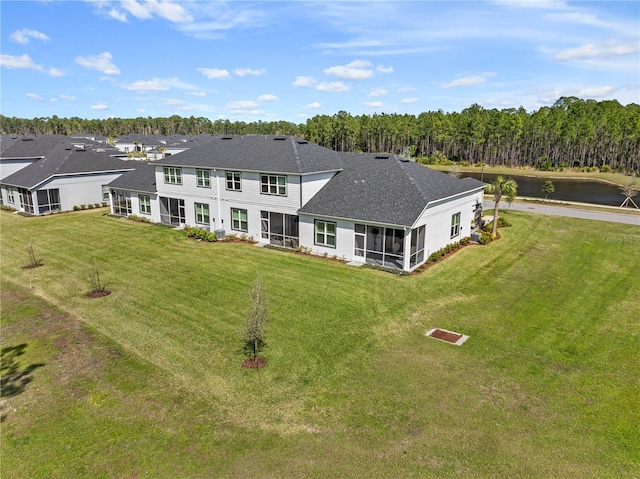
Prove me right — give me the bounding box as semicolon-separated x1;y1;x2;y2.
1;143;134;189
155;135;343;174
299;153;486;227
0;134;71;158
107;162;157;193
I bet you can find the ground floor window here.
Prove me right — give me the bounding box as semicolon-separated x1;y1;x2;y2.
451;212;461;238
37;188;61;214
7;187;15;203
139;195;151;215
410;225;426;268
355;224;405;269
102;185;110;202
231;208;248;232
112;190;132;216
159;197;185;226
18;188;34;214
195;203;210;225
315;220;336;248
261;211;298;248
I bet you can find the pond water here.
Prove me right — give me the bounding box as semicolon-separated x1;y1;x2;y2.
461;172;628;207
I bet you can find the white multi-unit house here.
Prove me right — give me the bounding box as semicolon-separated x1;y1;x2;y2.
108;135;485;272
0;135;134;214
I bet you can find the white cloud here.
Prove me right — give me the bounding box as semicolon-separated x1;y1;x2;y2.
305;102;321;109
258;94;278;101
121;77;201;92
376;64;393;74
197;67;231;79
10;28;49;44
364;101;383;108
316;81;351;92
325;60;373;80
26;93;44;101
0;54;63;76
107;8;128;22
60;94;76;101
1;54;37;69
162;98;188;106
400;97;419;104
554;41;639;61
234;68;266;76
441;72;496;88
368;88;387;97
49;98;58;102
91;102;108;110
227;100;260;109
47;67;64;77
106;0;192;23
186;91;207;97
293;76;315;87
76;52;121;75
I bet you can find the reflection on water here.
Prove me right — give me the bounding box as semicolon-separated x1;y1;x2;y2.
462;172;628;207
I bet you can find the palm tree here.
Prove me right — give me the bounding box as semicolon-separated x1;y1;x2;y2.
486;176;517;235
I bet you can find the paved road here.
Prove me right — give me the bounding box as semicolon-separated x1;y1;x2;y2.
483;200;640;226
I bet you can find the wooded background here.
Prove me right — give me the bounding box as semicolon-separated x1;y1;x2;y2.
2;97;638;172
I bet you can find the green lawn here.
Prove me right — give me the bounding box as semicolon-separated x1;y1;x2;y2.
1;209;638;478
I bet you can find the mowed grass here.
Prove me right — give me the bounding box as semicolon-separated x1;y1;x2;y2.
1;209;638;478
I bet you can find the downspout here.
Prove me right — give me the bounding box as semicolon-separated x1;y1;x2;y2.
214;168;222;232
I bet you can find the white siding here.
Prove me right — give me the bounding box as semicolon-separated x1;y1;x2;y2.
300;171;337;206
298;215;355;260
414;189;484;257
0;158;39;181
156;165;302;235
36;172;126;212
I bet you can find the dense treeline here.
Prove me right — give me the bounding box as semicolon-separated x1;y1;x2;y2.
2;97;638;172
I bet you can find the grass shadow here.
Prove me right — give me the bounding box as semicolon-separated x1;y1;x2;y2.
1;343;45;401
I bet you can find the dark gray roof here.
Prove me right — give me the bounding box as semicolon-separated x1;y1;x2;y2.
0;134;72;158
299;153;486;227
107;162;157;193
155;135;343;174
1;143;134;189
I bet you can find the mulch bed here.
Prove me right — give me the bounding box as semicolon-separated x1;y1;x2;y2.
241;357;267;369
22;263;44;269
86;290;112;298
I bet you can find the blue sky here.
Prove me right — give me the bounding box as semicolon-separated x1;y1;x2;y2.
1;1;638;123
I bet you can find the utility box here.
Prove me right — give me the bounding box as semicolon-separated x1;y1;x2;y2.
215;229;226;239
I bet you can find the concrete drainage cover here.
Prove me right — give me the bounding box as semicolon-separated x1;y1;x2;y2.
426;328;469;346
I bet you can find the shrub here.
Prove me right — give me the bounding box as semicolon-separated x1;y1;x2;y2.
101;202;108;207
80;204;87;209
94;203;101;208
73;205;81;211
87;204;95;209
184;226;217;242
128;214;153;224
224;233;238;241
478;232;494;245
1;204;16;212
600;165;611;173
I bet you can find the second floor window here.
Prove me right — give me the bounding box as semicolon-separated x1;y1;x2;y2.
163;167;182;185
197;169;211;188
226;171;241;191
261;174;286;196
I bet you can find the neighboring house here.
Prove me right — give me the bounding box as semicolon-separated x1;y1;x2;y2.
109;135;485;272
1;138;134;214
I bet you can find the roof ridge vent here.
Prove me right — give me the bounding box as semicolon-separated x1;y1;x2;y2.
296;140;308;144
274;136;287;140
375;154;390;159
222;135;234;140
